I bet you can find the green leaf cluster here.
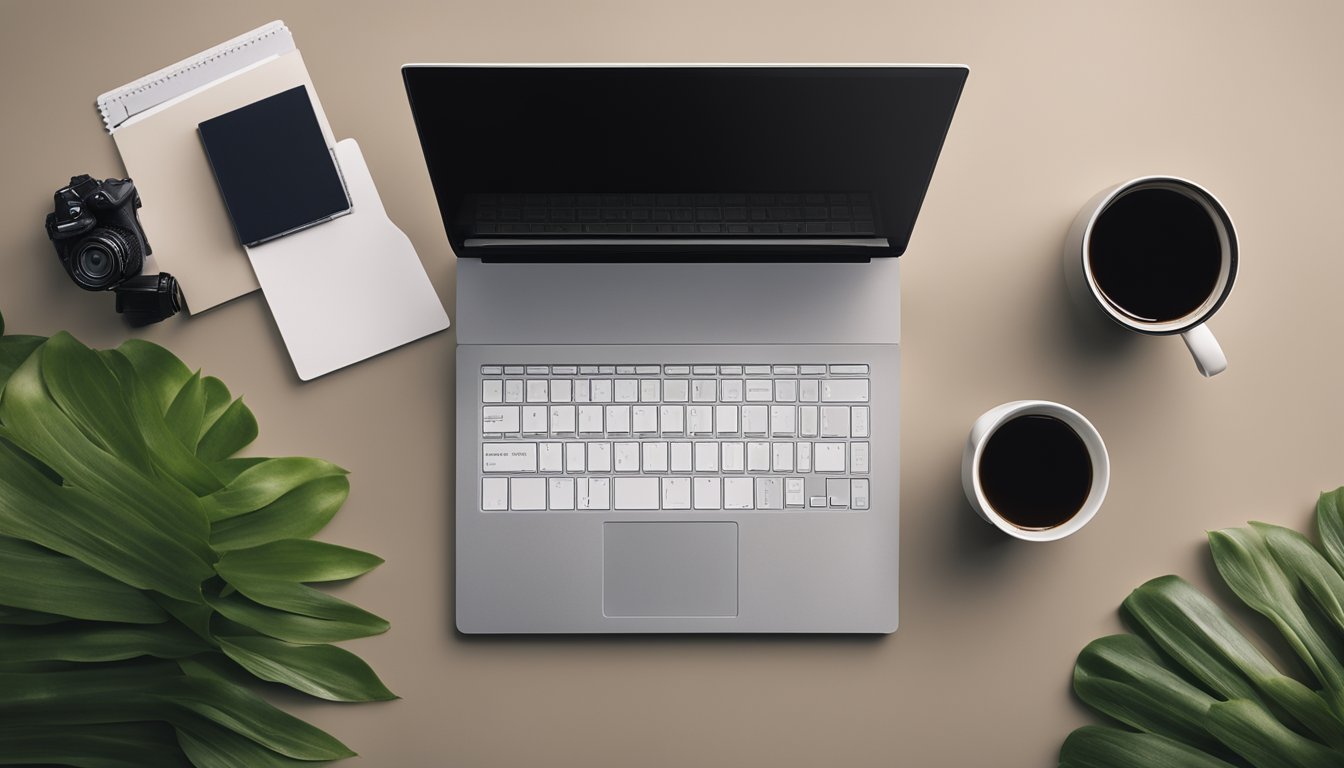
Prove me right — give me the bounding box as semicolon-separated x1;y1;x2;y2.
1062;490;1344;767
0;314;393;766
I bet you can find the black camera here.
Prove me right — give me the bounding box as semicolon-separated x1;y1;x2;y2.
45;175;183;325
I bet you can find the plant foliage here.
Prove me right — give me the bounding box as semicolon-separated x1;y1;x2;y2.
0;309;393;766
1062;489;1344;767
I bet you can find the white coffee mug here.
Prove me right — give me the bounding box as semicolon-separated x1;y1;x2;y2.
1065;176;1237;377
961;400;1110;542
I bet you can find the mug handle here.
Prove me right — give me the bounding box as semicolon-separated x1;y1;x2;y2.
1181;323;1227;377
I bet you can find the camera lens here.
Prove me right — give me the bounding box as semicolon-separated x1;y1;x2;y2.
69;226;141;291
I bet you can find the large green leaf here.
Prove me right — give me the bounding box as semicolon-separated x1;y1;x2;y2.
217;539;384;583
114;338;194;415
40;332;153;473
1317;488;1344;583
0;722;191;768
1206;698;1344;768
1059;725;1238;768
201;457;347;522
0;334;44;393
165;371;207;451
218;635;396;702
174;715;334;768
196;398;259;464
0;622;210;663
214;572;377;623
209;474;350;551
0;536;168;623
207;589;389;644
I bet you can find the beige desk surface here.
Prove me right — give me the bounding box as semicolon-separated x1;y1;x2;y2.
4;2;1344;765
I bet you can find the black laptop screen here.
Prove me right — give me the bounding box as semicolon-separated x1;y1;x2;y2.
403;66;966;259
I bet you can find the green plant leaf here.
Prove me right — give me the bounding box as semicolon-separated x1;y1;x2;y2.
1073;634;1224;754
0;722;191;768
1210;527;1344;717
200;376;234;436
39;332;154;474
196;398;259;463
174;715;333;768
0;621;210;663
1260;521;1344;640
0;606;71;626
1059;725;1238;768
210;474;350;551
213;572;376;623
218;539;384;583
165;370;206;452
114;338;193;415
0;334;44;393
0;536;168;623
1206;698;1343;768
1318;488;1344;581
218;635;396;702
1122;575;1344;748
207;589;389;644
201;457;347;522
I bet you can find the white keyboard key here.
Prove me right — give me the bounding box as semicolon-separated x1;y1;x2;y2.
694;477;722;510
574;380;591;402
522;406;547;435
722;442;745;472
801;365;826;375
799;379;819;402
665;365;690;375
830;364;869;375
614;442;640;472
714;405;738;434
695;442;719;472
827;478;850;507
578;477;610;510
852;406;870;438
851;479;870;510
772;365;798;375
634;365;658;375
820;406;850;438
772;442;794;472
694;365;718;375
616;365;636;375
484;443;537;473
822;379;869;402
606;405;631;434
550;405;577;434
720;380;744;402
814;442;846;473
775;380;798;402
632;405;658;434
538;442;563;473
664;379;689;402
482;365;503;375
799;406;819;437
550;478;575;510
588;442;612;472
756;477;783;510
505;380;524;403
797;442;812;473
597;366;615;374
553;366;578;375
578;405;604;434
662;477;691;510
771;406;796;436
670;441;693;472
742;405;768;435
481;477;508;511
615;379;639;402
511;478;546;510
747;442;771;472
526;365;550;375
691;379;717;402
482;406;520;435
643;441;668;472
482;380;503;403
591;380;613;402
688;405;714;435
724;478;754;509
504;366;524;375
614;477;659;510
719;365;742;375
640;379;661;402
661;405;685;434
785;477;805;508
550;380;572;403
526;380;549;403
565;443;585;472
745;379;773;402
852;442;870;474
745;365;771;375
579;366;599;375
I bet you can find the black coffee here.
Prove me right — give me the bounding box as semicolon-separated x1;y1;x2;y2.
1088;187;1222;323
978;415;1092;530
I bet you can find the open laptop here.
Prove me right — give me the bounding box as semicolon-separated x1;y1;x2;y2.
403;65;967;633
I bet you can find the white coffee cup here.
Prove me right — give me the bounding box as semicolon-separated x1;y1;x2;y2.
1065;176;1237;377
961;400;1109;542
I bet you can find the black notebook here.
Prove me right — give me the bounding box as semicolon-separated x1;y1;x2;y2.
198;85;350;246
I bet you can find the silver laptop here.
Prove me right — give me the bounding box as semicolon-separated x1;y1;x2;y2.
403;65;967;633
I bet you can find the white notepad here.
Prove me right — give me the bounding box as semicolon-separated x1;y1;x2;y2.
244;139;450;380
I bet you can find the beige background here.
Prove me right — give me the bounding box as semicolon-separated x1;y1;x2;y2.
3;1;1343;765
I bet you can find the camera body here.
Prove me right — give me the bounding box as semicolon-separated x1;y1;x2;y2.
45;175;182;324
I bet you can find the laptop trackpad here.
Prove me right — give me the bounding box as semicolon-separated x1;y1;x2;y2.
603;522;738;618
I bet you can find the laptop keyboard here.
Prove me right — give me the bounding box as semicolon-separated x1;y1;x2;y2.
478;363;872;512
470;193;877;237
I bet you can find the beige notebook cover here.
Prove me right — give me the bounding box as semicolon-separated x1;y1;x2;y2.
110;51;335;313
